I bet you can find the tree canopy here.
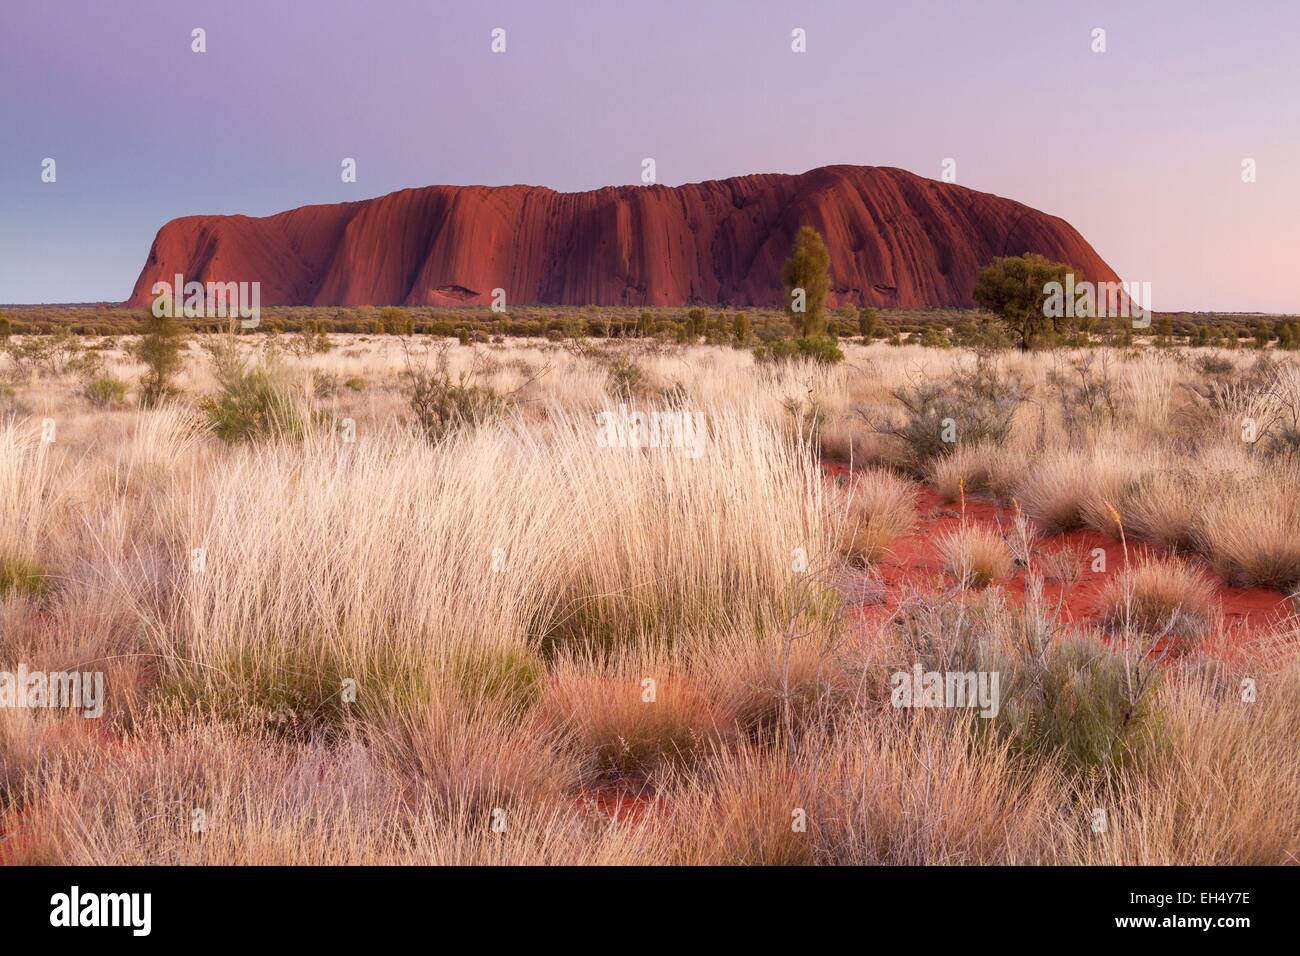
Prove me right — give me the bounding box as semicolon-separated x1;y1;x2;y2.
972;253;1073;350
782;226;831;337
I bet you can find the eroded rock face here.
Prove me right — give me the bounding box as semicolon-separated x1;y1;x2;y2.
128;165;1119;308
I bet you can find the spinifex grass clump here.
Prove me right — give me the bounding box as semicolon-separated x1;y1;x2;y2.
837;468;916;566
450;644;544;717
158;639;433;737
0;421;51;588
1095;557;1216;641
1196;465;1300;589
542;666;727;777
1010;443;1147;537
527;405;839;657
928;441;1027;503
379;700;579;818
937;524;1014;588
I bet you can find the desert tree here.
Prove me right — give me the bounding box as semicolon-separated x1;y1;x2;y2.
1154;315;1174;347
1254;319;1274;350
857;306;881;340
972;253;1073;351
685;308;708;340
134;305;188;405
732;311;751;345
782;226;831;337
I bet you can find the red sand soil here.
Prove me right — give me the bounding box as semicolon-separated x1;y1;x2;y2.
824;462;1294;646
572;779;656;824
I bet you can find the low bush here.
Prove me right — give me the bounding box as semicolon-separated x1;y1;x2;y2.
994;636;1166;773
754;336;844;366
81;375;128;409
201;359;308;443
1094;557;1216;642
937;525;1014;587
404;346;510;443
872;359;1027;474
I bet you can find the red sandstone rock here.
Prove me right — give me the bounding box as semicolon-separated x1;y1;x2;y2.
127;165;1119;309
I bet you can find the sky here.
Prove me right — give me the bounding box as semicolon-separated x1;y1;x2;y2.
1;0;1297;311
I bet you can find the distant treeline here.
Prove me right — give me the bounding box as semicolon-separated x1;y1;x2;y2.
1;304;1297;348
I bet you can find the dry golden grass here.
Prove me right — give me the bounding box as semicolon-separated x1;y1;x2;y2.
539;659;732;778
1015;444;1142;536
937;525;1015;588
1196;463;1300;590
1;335;1297;867
929;441;1028;503
1095;556;1218;640
1119;468;1201;551
1079;666;1300;865
837;467;917;565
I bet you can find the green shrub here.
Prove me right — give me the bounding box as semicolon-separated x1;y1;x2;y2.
404;348;510;443
201;354;307;443
288;322;333;356
857;306;881;340
380;307;413;336
81;375;129;408
782;226;831;337
918;327;953;349
311;370;338;399
731;311;751;345
685;308;708;339
605;356;647;400
133;308;187;406
891;596;1164;775
754;335;844;366
993;637;1165;774
1195;354;1235;376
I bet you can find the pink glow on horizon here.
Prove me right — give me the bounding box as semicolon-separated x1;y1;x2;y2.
1;0;1296;311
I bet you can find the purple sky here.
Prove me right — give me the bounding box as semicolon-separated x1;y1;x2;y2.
2;0;1297;310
